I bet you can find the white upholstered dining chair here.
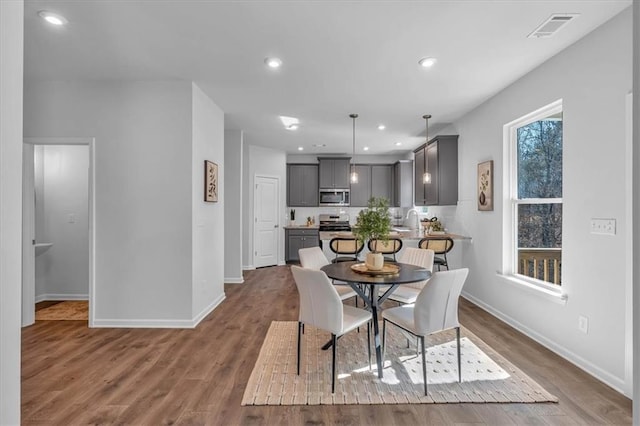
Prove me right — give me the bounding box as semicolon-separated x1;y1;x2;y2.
382;268;469;396
385;247;435;305
298;246;358;302
290;265;372;393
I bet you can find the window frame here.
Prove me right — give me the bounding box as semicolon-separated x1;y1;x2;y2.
502;99;564;293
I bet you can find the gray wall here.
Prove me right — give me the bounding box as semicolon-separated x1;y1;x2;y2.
446;9;632;395
632;0;639;421
0;1;23;423
243;145;287;268
24;81;226;326
224;130;244;283
191;83;226;318
35;145;89;299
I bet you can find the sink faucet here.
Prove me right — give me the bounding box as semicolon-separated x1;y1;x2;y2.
405;208;420;229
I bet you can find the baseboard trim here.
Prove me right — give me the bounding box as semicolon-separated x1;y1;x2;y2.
92;293;226;329
224;276;245;284
35;293;88;303
243;265;256;271
461;291;627;395
192;293;226;327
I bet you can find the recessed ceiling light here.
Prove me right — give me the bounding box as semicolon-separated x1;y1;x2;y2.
38;10;68;26
418;57;437;68
297;146;304;151
363;147;369;151
377;124;386;130
264;57;282;69
395;142;402;146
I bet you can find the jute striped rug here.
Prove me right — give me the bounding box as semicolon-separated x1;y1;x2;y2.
241;321;558;405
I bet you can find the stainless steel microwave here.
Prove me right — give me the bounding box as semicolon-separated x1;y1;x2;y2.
319;189;350;206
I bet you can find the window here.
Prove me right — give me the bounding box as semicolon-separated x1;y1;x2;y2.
505;100;563;287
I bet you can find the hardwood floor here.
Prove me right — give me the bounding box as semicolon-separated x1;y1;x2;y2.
22;265;631;425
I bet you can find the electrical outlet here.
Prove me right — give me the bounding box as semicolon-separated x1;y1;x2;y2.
578;315;589;334
590;218;616;235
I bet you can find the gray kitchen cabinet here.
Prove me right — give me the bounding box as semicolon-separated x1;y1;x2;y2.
318;157;351;189
371;165;393;203
414;135;458;206
287;164;318;207
414;148;426;206
285;228;320;263
350;165;372;207
393;160;413;207
350;164;393;207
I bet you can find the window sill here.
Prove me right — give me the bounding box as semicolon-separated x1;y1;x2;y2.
495;272;568;305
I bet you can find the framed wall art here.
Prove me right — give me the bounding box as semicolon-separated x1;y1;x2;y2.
204;160;218;202
477;160;493;211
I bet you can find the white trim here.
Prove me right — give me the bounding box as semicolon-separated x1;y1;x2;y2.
495;272;567;305
252;173;280;268
461;292;625;395
35;293;88;303
624;92;633;397
93;294;226;329
224;277;245;284
191;293;226;326
243;265;256;271
22;144;35;326
502;99;563;289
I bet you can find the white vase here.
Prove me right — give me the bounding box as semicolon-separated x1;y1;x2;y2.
365;252;384;271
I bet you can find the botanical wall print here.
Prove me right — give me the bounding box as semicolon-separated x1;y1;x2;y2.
204;160;218;202
477;160;493;211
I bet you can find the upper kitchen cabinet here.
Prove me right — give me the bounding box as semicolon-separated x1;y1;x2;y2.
350;164;393;207
318;157;350;189
393;160;413;208
349;165;372;207
287;164;319;207
371;165;393;202
414;135;458;206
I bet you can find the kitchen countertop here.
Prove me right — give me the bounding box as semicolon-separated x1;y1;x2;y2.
319;230;470;241
283;225;319;230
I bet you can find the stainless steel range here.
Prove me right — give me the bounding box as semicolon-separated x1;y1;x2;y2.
318;214;351;232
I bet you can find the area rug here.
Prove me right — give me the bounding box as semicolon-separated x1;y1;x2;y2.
241;321;558;405
35;301;88;321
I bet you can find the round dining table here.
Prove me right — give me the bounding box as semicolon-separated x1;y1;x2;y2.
320;260;431;378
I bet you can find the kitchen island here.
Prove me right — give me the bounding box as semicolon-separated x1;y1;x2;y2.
319;229;471;269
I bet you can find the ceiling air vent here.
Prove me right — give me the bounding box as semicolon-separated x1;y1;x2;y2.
528;14;579;38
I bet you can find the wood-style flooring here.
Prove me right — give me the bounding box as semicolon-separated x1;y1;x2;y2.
22;265;632;425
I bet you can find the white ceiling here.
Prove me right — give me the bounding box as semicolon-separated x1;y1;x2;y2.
24;0;630;155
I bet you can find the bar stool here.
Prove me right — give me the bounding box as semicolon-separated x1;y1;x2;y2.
329;237;364;263
418;237;454;270
367;238;403;262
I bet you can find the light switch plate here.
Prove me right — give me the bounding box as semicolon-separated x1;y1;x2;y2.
590;218;616;235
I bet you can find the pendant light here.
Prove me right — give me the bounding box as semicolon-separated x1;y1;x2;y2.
350;113;359;184
423;114;432;184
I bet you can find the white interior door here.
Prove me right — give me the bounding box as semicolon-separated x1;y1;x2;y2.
254;175;279;268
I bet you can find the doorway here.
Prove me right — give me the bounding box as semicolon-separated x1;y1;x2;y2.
22;137;95;327
253;175;280;268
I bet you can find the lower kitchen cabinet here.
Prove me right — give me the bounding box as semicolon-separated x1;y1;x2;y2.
285;228;320;263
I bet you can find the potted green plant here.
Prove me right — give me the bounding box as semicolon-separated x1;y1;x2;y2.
353;197;392;270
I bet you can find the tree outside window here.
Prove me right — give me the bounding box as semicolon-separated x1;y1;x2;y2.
512;107;563;286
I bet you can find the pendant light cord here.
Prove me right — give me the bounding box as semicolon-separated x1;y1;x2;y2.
350;113;358;169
